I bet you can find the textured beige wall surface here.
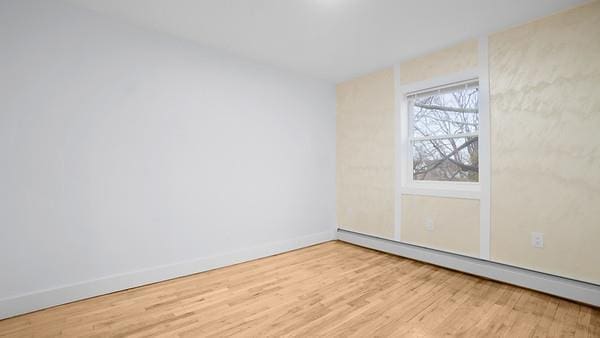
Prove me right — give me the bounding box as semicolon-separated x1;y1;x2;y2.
336;41;479;245
402;195;480;257
490;1;600;284
336;69;396;239
336;1;600;284
399;39;478;85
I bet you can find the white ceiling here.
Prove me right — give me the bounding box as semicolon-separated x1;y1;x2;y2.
66;0;586;83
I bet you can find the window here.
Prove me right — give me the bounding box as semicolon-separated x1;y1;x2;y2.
407;80;479;183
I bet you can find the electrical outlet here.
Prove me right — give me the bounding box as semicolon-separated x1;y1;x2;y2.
531;232;544;248
425;218;434;231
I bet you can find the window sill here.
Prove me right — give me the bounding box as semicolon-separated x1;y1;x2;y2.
400;184;480;200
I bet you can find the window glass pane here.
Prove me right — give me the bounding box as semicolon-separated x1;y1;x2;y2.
412;136;479;182
411;82;479;138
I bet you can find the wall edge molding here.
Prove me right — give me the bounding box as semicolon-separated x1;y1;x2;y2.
337;229;600;307
0;230;336;320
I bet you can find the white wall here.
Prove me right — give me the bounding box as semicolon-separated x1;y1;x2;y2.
0;0;336;318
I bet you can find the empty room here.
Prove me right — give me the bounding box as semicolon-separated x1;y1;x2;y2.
1;0;599;336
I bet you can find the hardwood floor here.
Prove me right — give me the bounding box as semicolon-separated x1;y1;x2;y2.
1;241;599;337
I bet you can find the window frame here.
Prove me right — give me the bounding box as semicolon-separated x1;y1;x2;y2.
397;69;483;200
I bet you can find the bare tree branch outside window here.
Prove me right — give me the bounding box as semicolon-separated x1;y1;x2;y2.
409;81;479;182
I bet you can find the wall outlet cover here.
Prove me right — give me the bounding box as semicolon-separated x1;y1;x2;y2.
425;218;434;231
531;232;544;248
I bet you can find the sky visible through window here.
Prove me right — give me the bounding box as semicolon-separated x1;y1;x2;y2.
410;82;479;182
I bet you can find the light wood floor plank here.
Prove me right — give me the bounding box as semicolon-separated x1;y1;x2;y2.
0;241;598;337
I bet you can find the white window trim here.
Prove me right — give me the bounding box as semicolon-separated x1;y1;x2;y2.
397;68;483;200
478;36;491;260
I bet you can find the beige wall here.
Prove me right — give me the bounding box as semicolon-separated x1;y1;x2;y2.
398;39;478;85
336;39;480;256
336;69;395;239
489;1;600;284
336;1;600;284
401;195;480;256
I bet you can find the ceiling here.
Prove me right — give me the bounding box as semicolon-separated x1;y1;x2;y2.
65;0;586;83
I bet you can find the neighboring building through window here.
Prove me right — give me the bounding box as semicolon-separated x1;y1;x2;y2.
407;80;479;182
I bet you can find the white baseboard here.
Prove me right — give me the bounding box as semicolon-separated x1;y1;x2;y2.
337;229;600;307
0;230;336;320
